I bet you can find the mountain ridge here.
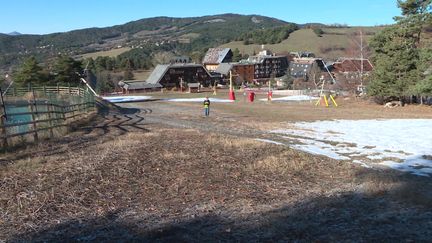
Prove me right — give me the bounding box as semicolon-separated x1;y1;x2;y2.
0;14;294;69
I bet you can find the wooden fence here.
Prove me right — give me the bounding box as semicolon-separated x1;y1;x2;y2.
4;84;89;97
0;85;96;147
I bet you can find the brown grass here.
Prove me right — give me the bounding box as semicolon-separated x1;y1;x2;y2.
1;99;432;241
250;150;309;175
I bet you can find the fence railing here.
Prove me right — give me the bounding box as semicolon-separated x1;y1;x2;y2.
4;84;88;97
0;85;96;147
0;101;95;147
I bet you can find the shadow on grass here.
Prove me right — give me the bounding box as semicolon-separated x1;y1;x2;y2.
11;170;432;242
0;106;150;164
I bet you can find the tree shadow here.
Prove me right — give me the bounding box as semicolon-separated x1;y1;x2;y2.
10;170;432;242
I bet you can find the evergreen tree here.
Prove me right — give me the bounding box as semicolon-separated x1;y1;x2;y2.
14;56;46;87
397;0;432;45
368;0;431;102
95;71;116;93
232;48;242;62
368;25;420;99
52;56;83;85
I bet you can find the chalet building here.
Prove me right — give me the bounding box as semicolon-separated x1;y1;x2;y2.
251;55;289;81
289;57;336;90
214;50;288;84
145;63;212;89
289;58;327;80
330;58;374;90
215;63;255;84
332;58;373;73
202;48;233;71
118;80;162;93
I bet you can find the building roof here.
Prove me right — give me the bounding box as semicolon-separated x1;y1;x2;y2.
245;55;287;64
146;64;170;84
120;81;163;90
289;58;326;78
333;58;373;72
203;48;232;64
215;63;234;76
291;57;320;65
146;63;211;85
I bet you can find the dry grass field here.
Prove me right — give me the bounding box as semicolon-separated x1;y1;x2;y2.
1;94;432;241
75;47;131;60
220;27;383;59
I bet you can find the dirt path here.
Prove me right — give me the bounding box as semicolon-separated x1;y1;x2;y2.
117;101;269;138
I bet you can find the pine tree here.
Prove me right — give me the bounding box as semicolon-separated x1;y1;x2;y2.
14;56;46;87
52;56;83;85
232;48;242;62
368;0;431;102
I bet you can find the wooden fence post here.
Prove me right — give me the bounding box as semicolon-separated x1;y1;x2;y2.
0;115;8;147
61;105;66;121
57;83;60;94
43;85;47;96
29;103;38;142
47;103;54;138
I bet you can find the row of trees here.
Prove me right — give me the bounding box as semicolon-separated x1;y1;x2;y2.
240;24;299;45
13;56;83;87
11;55;128;93
368;0;432;102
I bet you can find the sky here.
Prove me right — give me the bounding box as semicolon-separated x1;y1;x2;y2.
0;0;401;35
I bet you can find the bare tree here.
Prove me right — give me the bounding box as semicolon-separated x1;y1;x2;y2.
346;30;371;86
310;62;324;89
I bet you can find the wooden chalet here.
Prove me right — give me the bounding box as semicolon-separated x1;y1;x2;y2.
202;48;233;71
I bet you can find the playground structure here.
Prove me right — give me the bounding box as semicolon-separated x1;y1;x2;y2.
315;93;338;107
315;59;338;107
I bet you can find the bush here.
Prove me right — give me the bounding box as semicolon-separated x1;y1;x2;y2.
313;28;324;37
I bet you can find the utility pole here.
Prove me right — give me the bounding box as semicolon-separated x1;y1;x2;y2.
360;30;364;87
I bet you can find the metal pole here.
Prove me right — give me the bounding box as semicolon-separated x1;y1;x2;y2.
360;30;364;87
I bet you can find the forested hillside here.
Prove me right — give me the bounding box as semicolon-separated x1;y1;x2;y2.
0;14;291;70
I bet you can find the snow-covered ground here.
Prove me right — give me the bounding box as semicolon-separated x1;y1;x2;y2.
268;119;432;176
164;98;234;103
259;95;319;102
102;96;153;103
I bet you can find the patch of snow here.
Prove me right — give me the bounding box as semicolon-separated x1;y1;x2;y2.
204;18;226;23
164;98;234;103
102;96;153;103
260;95;319;102
353;160;372;168
251;17;262;23
271;119;432;176
255;138;285;145
292;144;350;160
